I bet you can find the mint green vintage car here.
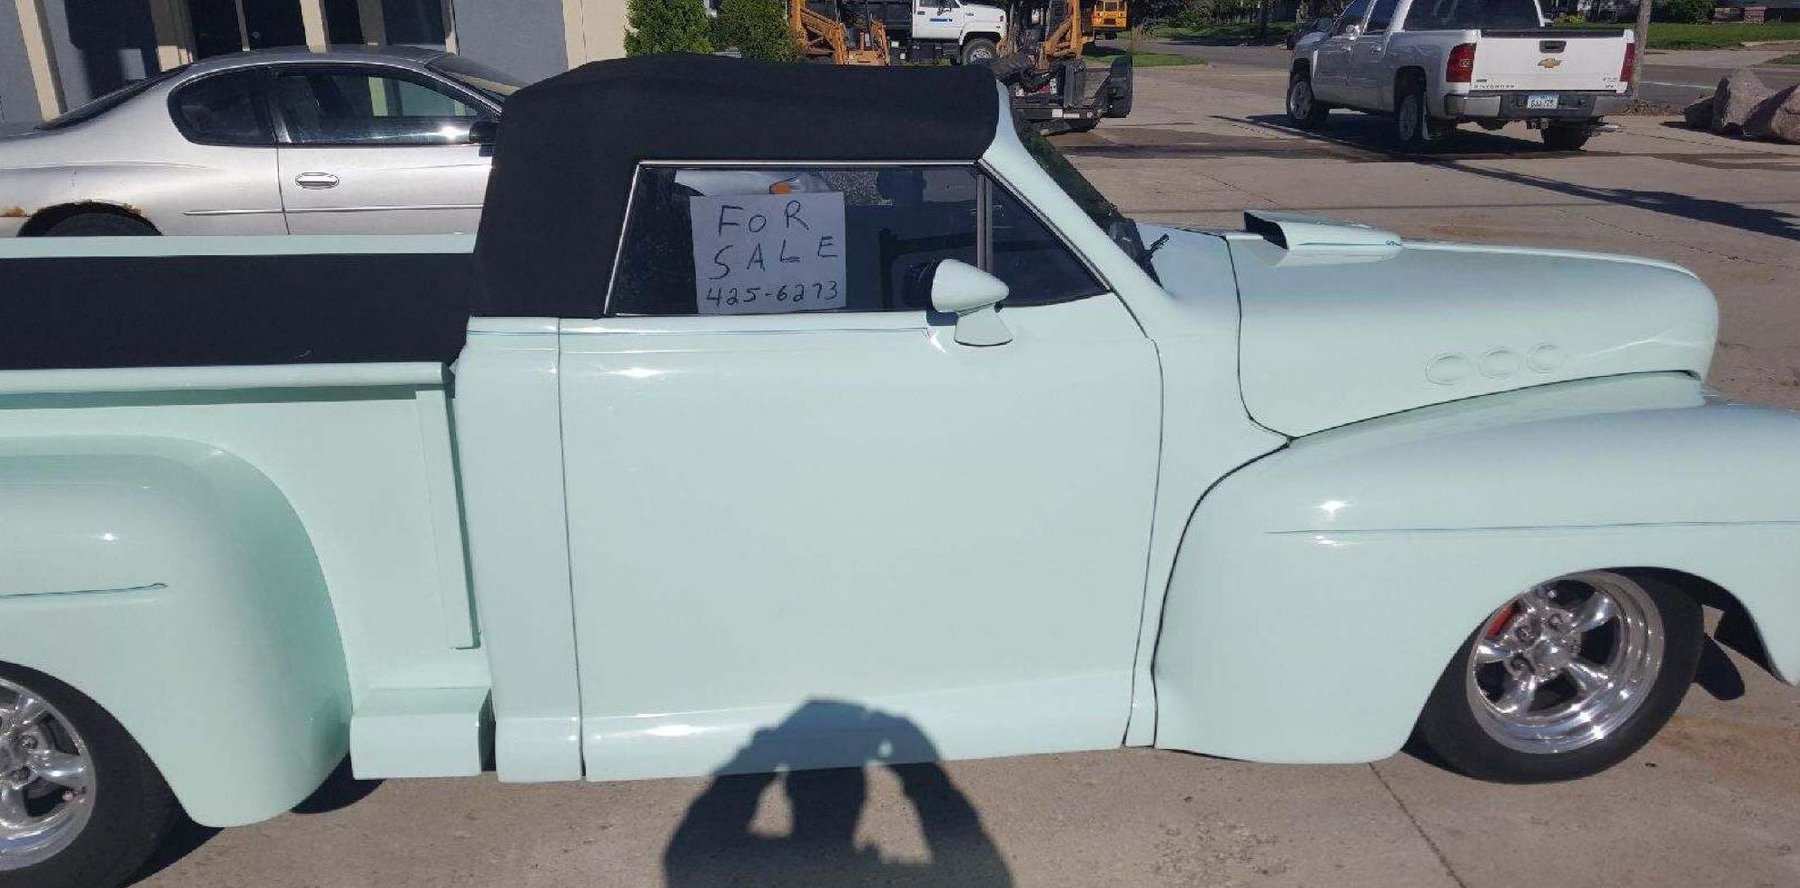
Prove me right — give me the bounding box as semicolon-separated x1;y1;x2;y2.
0;54;1793;888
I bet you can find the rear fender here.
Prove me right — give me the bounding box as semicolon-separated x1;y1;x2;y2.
0;436;349;827
1153;374;1800;763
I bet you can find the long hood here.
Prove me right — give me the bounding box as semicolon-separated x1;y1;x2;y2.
1217;214;1717;437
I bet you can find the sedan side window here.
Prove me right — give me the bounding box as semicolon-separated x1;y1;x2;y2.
170;71;275;146
272;69;489;146
608;165;1104;317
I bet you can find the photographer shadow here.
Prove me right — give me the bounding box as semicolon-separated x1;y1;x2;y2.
663;699;1013;887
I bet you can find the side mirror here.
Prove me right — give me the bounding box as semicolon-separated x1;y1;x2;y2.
467;119;498;145
922;259;1011;347
1341;22;1363;37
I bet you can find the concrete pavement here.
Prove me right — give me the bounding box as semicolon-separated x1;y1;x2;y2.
131;58;1800;888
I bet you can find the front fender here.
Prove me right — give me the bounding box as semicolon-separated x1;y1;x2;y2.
1153;373;1800;764
0;436;349;827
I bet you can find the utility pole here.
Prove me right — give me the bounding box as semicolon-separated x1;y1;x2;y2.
1630;0;1651;97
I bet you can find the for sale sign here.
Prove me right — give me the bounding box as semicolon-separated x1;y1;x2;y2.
688;192;848;315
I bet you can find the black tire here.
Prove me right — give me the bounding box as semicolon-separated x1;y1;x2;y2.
1393;80;1448;151
1415;572;1704;783
959;38;998;66
40;213;156;237
1286;70;1329;128
1541;124;1593;151
0;664;175;888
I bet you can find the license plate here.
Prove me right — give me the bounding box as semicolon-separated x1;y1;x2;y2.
1526;93;1560;110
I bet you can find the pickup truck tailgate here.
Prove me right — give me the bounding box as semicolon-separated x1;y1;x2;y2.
1472;30;1629;92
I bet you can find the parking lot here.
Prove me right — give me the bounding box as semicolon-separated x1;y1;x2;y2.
132;55;1800;888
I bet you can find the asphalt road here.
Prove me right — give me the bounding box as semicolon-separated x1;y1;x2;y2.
131;56;1800;888
1123;40;1800;108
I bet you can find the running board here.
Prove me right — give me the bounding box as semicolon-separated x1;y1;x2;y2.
350;687;492;779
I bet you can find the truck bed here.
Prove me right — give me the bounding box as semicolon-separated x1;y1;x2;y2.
0;236;477;370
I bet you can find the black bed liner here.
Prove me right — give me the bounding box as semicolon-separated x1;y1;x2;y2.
0;252;475;371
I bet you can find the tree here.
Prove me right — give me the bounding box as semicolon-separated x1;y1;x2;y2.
624;0;713;56
715;0;800;61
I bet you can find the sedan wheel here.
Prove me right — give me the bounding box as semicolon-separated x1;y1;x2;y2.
1416;570;1703;783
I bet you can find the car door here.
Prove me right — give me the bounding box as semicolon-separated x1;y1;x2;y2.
1346;0;1403;109
270;65;494;235
913;0;962;40
557;163;1162;781
1311;0;1373;104
161;69;287;234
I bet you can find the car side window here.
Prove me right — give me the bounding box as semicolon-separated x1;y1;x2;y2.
608;165;1103;317
272;68;489;146
1366;0;1402;31
170;71;275;146
1334;0;1374;33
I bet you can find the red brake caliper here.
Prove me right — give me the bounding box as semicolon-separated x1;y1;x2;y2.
1485;602;1519;638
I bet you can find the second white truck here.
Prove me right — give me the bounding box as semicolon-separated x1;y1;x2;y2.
1287;0;1635;150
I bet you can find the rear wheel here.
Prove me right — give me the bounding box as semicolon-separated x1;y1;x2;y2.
1541;124;1593;151
1416;571;1703;783
40;214;156;237
1286;70;1329;128
0;665;174;888
1394;81;1448;151
960;38;998;66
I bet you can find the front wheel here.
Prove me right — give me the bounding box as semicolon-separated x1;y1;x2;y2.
959;38;998;66
1415;571;1703;783
1286;71;1329;128
0;665;174;888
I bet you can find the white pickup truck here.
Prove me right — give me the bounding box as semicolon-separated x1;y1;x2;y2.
1287;0;1636;150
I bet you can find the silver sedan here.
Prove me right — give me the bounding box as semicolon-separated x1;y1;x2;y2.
0;46;522;237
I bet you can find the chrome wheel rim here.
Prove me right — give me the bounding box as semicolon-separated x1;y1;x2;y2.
1466;571;1664;754
1397;95;1421;142
0;679;95;870
1289;80;1313;120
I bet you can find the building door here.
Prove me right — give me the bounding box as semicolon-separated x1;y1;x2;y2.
187;0;307;58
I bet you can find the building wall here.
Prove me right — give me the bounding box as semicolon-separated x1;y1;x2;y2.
450;0;572;83
563;0;627;67
41;0;159;107
0;1;38;128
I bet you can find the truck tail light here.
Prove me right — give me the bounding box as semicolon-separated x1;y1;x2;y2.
1446;43;1477;84
1621;42;1636;84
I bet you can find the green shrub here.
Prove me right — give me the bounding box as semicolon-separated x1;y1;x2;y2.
624;0;712;56
715;0;800;61
1555;12;1588;24
1654;0;1714;24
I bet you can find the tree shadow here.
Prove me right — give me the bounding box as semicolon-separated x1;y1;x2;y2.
126;757;383;885
664;699;1013;888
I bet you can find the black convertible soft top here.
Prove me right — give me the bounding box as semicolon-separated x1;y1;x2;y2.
0;56;1003;371
475;53;1002;318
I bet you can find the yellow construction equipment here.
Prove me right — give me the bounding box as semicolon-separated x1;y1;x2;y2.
1089;0;1127;39
789;0;891;65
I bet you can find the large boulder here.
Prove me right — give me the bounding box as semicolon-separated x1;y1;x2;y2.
1712;68;1773;134
1683;93;1715;128
1744;83;1800;144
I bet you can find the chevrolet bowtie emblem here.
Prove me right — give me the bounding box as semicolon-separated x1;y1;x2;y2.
1538;57;1563;68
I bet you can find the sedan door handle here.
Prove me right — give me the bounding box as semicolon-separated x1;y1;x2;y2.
294;172;339;189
